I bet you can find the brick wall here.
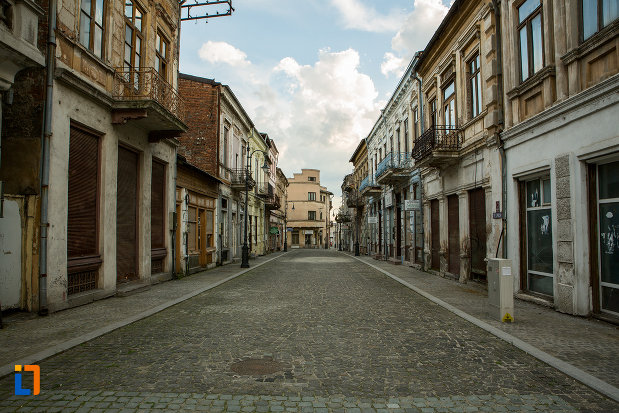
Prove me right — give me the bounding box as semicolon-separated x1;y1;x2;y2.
178;76;220;177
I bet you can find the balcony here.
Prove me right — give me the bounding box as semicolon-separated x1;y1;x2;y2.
230;168;255;191
335;212;352;223
345;192;363;208
375;152;413;185
255;182;272;198
359;174;381;197
342;174;354;192
112;68;187;139
412;126;462;168
265;194;281;210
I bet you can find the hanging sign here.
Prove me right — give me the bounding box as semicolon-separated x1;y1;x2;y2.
384;190;393;208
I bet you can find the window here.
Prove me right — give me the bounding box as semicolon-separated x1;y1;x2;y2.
413;108;418;139
188;207;197;252
525;176;553;296
518;0;543;82
430;98;437;128
443;81;456;128
223;126;229;167
403;118;409;153
308;192;316;201
292;231;299;245
79;0;104;58
468;54;482;118
308;176;316;181
155;31;169;78
124;0;144;84
320;211;323;220
308;211;316;220
582;0;619;40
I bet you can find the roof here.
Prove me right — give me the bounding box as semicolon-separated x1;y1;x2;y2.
179;73;221;86
349;139;367;164
176;154;223;184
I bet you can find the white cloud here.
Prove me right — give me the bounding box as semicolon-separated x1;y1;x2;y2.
380;52;407;78
330;0;405;33
380;0;449;78
198;41;251;67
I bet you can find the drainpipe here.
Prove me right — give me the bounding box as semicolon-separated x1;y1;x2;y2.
411;71;425;266
38;0;57;315
492;0;507;259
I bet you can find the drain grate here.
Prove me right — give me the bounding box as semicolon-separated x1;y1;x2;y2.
230;357;284;376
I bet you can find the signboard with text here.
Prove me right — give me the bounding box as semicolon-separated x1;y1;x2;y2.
404;199;420;211
368;216;378;224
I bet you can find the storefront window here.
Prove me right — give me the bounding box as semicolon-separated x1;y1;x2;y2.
526;177;553;296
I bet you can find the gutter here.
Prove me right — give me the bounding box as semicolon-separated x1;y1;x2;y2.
38;0;58;315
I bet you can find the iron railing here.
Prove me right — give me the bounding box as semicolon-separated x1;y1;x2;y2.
376;152;412;178
231;168;255;187
412;126;462;161
359;174;380;192
113;67;186;123
343;173;354;192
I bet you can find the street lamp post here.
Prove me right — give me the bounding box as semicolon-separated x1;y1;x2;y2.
354;189;360;256
241;148;270;268
283;201;288;252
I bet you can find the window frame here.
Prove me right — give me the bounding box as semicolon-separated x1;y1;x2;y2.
580;0;619;42
79;0;106;58
517;0;544;83
155;30;170;80
467;53;482;119
308;211;316;221
442;80;456;128
124;0;145;78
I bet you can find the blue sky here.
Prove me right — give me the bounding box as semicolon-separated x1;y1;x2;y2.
179;0;451;214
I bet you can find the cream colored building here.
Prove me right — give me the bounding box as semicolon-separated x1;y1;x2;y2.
286;169;332;248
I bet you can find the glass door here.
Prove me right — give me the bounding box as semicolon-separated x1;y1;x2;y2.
525;177;553;296
598;161;619;314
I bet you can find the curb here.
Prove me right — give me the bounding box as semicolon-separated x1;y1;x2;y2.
0;253;285;378
350;254;619;403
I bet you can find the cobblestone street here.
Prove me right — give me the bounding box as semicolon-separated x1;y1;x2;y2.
1;250;617;412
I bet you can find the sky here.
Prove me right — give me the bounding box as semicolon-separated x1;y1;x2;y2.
178;0;451;216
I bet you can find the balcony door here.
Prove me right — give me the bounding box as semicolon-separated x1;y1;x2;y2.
443;81;456;128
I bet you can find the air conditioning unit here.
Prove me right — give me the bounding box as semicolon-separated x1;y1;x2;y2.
487;258;514;322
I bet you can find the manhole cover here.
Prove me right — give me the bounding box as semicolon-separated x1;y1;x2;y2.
230;358;284;376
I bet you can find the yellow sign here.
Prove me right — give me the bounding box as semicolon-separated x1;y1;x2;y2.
502;313;514;323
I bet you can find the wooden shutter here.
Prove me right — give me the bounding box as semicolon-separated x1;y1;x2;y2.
448;195;460;276
67;126;99;258
151;160;165;249
117;146;138;282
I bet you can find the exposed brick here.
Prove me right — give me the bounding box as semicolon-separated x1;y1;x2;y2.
178;75;221;177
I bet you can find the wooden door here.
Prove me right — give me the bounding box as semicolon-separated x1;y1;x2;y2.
396;194;402;258
430;199;440;270
448;195;460;276
469;188;487;279
117;146;138;282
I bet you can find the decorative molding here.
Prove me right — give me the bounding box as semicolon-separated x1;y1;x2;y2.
561;20;619;66
506;65;556;100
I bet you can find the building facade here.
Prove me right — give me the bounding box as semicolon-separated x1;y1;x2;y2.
287;169;332;249
500;0;618;316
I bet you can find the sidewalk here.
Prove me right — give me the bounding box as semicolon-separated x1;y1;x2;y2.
347;252;619;401
0;252;286;377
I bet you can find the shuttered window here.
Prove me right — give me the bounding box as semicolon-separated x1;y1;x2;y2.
68;126;99;258
67;125;100;294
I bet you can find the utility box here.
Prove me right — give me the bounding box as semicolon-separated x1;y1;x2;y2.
487;258;514;322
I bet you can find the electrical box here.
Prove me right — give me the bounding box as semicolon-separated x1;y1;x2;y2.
487;258;514;322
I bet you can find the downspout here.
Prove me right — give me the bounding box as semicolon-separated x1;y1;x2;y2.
492;0;507;259
411;71;424;266
39;0;58;315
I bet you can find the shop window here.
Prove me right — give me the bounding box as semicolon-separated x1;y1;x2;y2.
525;176;553;296
518;0;543;82
188;206;197;252
597;161;619;314
582;0;619;41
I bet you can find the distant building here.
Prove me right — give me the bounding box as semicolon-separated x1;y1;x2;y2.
286;170;332;249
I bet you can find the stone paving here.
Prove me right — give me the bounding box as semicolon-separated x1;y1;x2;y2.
0;249;617;412
348;254;619;389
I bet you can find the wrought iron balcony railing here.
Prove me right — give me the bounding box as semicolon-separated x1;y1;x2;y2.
113;67;186;123
412;126;462;161
376;152;412;178
231;168;255;188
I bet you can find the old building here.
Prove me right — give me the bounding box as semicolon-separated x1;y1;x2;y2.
246;128;268;257
270;167;287;252
413;0;502;282
178;73;254;265
286;169;332;249
499;0;618;317
0;0;46;312
1;0;185;313
346;140;368;255
175;155;219;275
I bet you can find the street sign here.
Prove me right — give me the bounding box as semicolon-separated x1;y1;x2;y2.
404;199;420;211
368;216;378;224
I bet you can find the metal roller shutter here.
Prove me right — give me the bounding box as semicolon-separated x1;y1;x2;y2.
469;188;487;279
117;146;138;282
448;194;460;276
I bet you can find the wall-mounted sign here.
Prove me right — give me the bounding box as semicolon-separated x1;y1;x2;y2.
384;190;393;208
404;199;420;211
304;230;314;235
368;216;378;224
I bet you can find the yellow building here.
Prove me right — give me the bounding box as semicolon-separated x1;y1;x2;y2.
286;169;332;248
246;129;269;257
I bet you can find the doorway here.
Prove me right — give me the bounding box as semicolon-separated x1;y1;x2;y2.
117;146;138;282
469;188;487;280
430;199;440;270
448;194;460;276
